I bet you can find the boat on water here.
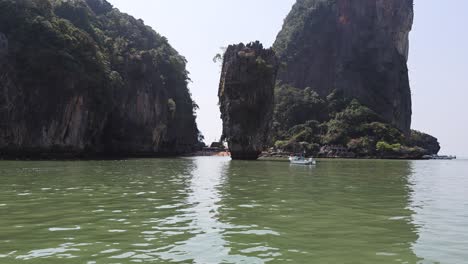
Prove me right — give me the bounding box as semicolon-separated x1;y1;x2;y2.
289;155;316;165
423;155;457;160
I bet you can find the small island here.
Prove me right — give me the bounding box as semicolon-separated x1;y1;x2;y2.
217;0;440;160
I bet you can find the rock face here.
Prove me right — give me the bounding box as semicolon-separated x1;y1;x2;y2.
274;0;414;134
0;0;199;157
219;42;279;160
408;130;441;155
0;32;7;60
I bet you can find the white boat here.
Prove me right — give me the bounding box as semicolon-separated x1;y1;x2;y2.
289;156;316;165
423;155;457;160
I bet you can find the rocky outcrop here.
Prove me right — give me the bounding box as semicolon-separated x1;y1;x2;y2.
0;0;199;158
219;42;279;160
274;0;414;134
408;130;441;155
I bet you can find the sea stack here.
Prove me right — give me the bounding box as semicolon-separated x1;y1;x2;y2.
274;0;414;134
218;42;279;160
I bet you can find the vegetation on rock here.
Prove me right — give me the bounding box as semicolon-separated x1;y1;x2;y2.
268;0;440;158
271;86;440;158
219;41;279;160
0;0;199;157
273;0;414;134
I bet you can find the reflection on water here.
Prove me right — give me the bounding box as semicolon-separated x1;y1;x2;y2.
0;158;467;263
154;157;268;263
409;160;468;264
218;159;420;263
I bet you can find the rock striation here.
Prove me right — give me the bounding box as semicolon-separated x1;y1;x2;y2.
274;0;414;134
219;42;279;160
0;0;199;158
0;32;7;60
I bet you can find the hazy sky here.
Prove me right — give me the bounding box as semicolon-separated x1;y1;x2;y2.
108;0;467;157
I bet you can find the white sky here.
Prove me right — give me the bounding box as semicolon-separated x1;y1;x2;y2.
108;0;468;157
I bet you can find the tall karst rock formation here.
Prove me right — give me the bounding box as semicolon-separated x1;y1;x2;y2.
0;0;199;157
218;42;279;160
274;0;414;133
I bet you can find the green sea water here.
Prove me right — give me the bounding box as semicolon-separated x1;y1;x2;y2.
0;157;467;263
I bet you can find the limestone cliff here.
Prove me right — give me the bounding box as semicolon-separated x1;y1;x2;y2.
0;0;199;157
408;130;441;155
219;42;279;160
274;0;414;133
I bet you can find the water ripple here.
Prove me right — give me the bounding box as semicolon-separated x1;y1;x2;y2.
49;226;81;232
15;245;80;260
0;158;467;263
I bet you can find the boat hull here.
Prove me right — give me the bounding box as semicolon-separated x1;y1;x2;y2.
289;157;316;165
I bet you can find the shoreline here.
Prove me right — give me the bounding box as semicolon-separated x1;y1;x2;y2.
0;151;190;161
0;151;451;161
258;157;430;162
